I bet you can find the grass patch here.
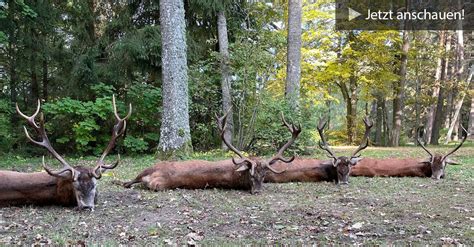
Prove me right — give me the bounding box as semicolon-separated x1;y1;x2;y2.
0;146;473;245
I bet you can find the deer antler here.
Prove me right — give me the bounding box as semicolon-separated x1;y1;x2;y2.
442;125;468;161
16;100;77;180
216;108;254;168
92;95;132;179
316;118;337;161
351;116;373;158
416;135;434;162
268;113;301;166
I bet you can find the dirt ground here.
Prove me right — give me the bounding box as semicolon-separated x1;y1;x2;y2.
0;146;473;245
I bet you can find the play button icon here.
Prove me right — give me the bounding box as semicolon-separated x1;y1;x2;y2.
348;8;362;21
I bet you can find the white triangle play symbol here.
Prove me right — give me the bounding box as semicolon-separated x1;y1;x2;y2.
348;8;362;21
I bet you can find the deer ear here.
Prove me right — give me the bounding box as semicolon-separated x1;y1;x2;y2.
419;158;431;165
235;164;249;172
250;164;256;176
350;157;363;165
321;160;333;166
445;158;461;165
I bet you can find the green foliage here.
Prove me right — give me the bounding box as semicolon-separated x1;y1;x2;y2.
38;82;161;154
0;31;6;44
188;56;221;150
126;82;162;151
251;94;320;155
124;136;149;153
1;0;470;157
41;96;109;153
0;99;15;153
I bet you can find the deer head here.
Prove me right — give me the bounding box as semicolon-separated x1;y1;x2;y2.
216;110;301;194
416;126;468;180
317;117;373;185
16;95;131;210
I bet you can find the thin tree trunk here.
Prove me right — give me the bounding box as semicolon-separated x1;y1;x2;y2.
345;76;358;144
425;30;446;144
431;87;446;144
469;93;474;140
375;94;384;146
382;99;390;146
442;34;454;129
415;77;421;145
42;59;48;100
157;0;192;159
390;29;410;146
445;66;472;143
445;89;454;128
31;53;39;102
431;32;451;145
285;0;302;111
445;13;466;144
326;88;332;129
217;10;233;151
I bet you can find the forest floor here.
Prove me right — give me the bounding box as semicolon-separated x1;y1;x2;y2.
0;145;473;245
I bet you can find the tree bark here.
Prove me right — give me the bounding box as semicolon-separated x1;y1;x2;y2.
217;10;233;151
445;11;466;143
446;66;473;143
30;53;39;102
42;59;48;100
415;77;421;145
375;94;384;146
285;0;302;111
469;92;474;140
430;32;451;145
344;76;358;144
425;30;446;144
390;29;410;146
157;0;192;159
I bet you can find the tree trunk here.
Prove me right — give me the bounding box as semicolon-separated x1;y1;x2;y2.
415;77;421;145
30;53;39;102
375;94;384;146
469;94;474;140
431;87;446;144
345;76;358;144
382;99;390;146
157;0;192;159
430;32;451;145
425;30;446;144
285;0;302;111
445;13;466;144
86;0;97;45
446;66;473;143
444;89;455;129
217;10;233;151
42;59;48;100
390;29;410;146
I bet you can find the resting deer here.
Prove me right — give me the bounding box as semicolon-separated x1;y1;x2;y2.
416;126;468;179
266;117;373;185
351;126;468;179
0;95;131;210
315;117;373;184
123;111;301;194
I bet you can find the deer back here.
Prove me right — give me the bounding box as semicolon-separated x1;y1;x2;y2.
0;171;75;207
350;158;432;177
264;158;338;183
129;159;253;191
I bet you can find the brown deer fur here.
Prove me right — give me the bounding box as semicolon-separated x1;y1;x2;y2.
0;171;75;207
124;159;258;191
350;158;432;177
264;159;338;183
